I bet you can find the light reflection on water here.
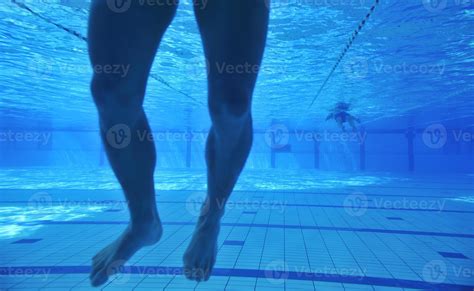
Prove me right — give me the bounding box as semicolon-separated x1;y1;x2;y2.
0;205;106;239
1;167;471;239
0;167;393;238
449;196;474;204
0;168;393;191
1;1;472;129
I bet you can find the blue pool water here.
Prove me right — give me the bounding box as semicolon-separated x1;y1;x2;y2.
1;0;474;290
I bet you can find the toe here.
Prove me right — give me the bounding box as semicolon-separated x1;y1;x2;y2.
90;259;125;287
92;261;106;277
183;265;194;280
90;267;108;287
186;259;203;281
203;263;213;281
192;267;205;281
183;269;192;280
204;257;216;281
89;262;101;281
183;255;197;280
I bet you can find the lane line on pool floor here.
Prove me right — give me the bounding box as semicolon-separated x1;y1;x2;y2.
0;265;473;290
7;220;474;239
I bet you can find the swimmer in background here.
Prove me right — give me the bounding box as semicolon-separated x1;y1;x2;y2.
326;102;361;132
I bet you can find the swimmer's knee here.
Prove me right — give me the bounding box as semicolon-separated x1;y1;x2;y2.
208;81;252;122
90;75;144;125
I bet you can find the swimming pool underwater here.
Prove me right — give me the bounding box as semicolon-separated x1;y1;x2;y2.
0;169;473;290
1;0;474;290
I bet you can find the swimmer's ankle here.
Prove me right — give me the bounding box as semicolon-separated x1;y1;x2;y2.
127;201;160;226
201;196;227;219
129;211;161;231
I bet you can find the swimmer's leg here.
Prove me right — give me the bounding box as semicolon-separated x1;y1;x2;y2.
348;118;358;132
87;1;177;287
336;118;346;132
183;0;269;282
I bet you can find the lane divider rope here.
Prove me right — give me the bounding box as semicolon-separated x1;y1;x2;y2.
10;0;205;106
309;0;381;108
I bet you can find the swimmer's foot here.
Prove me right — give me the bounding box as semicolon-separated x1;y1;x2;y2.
183;208;222;282
90;220;162;287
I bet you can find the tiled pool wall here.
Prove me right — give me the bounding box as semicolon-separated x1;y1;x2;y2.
1;129;473;173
